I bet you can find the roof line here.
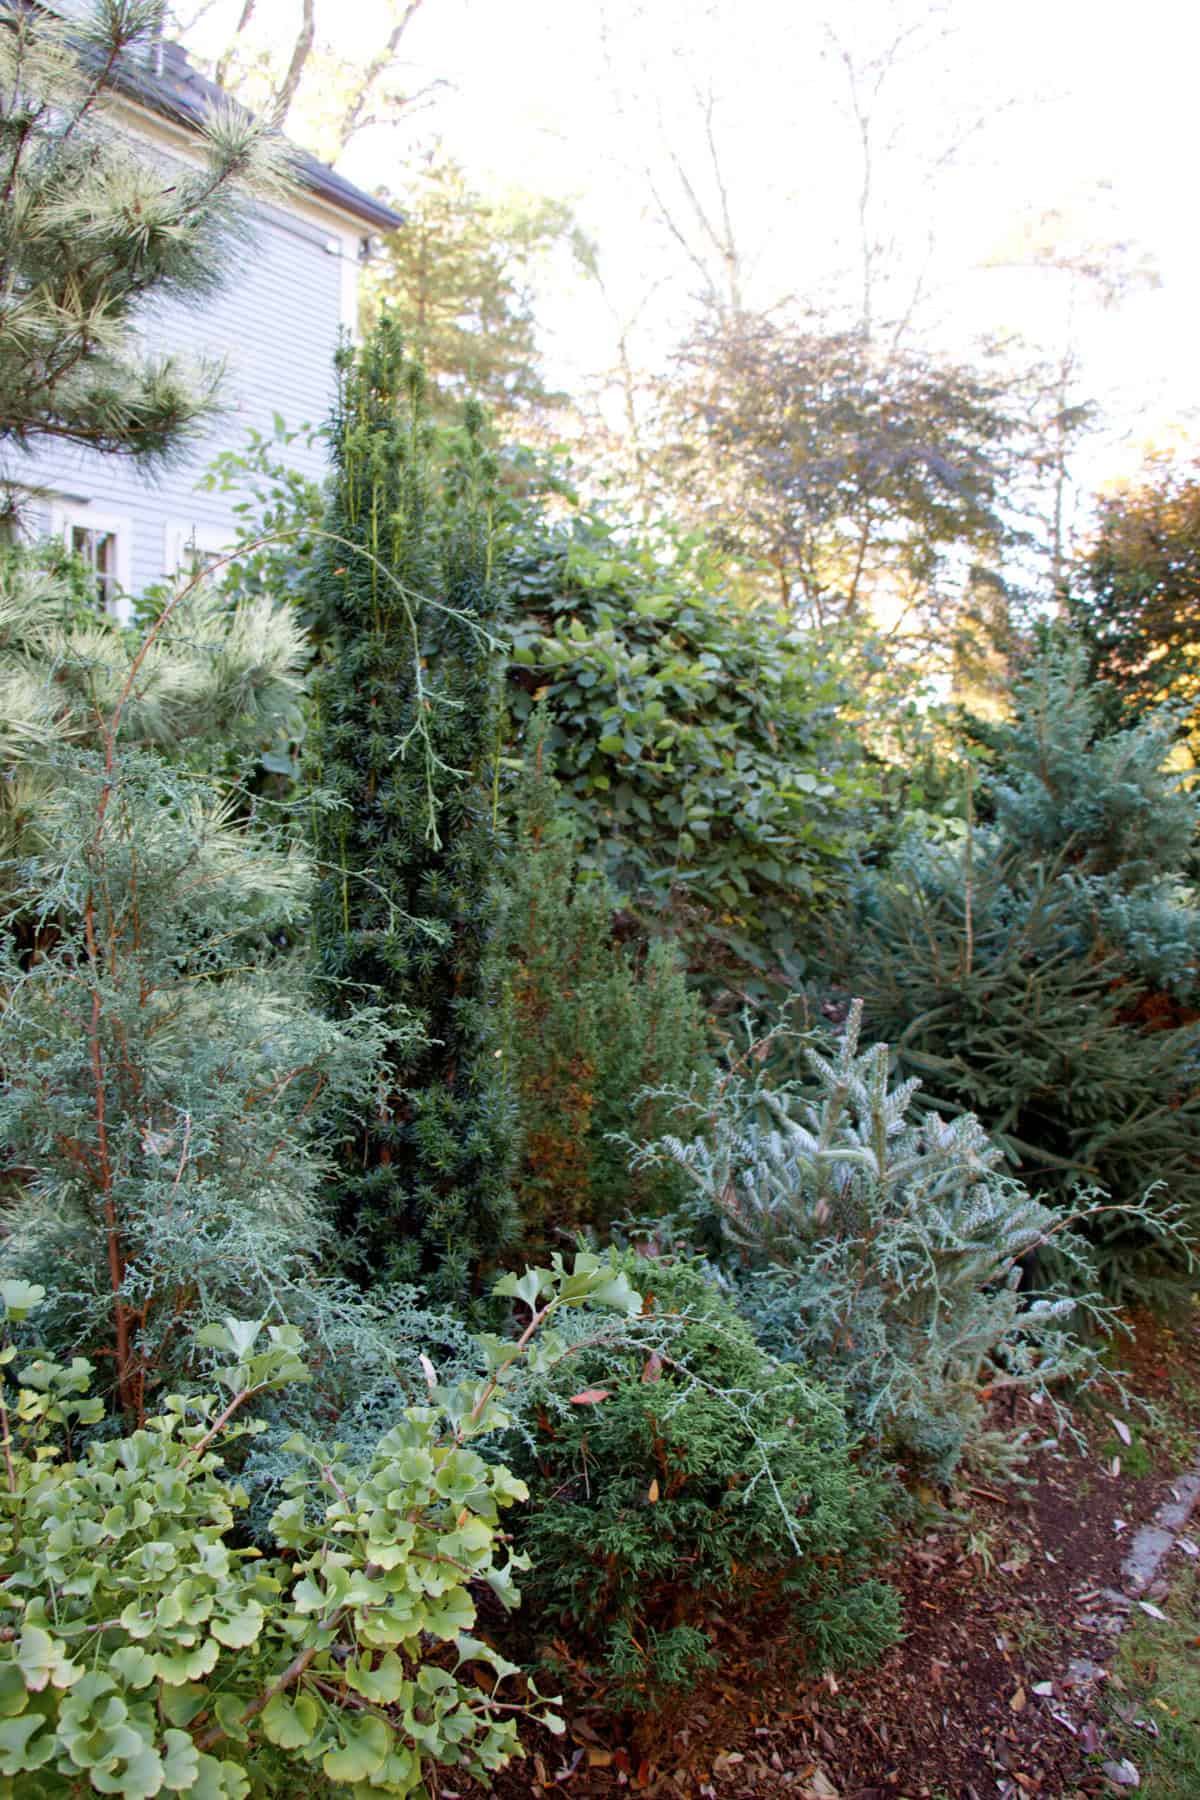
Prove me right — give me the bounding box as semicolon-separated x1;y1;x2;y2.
106;35;403;236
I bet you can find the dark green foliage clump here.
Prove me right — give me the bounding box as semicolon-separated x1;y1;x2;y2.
504;506;875;995
192;449;878;998
509;1257;899;1710
308;318;518;1297
847;639;1200;1301
495;715;711;1251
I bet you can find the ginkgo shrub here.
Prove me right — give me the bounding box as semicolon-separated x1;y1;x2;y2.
0;1256;642;1798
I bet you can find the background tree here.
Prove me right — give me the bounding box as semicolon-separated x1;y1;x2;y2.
177;0;443;160
982;197;1160;601
663;310;1017;631
308;317;517;1299
0;0;281;505
819;7;1013;346
1071;456;1200;742
363;149;595;423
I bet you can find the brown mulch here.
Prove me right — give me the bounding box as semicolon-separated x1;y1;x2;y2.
451;1307;1200;1800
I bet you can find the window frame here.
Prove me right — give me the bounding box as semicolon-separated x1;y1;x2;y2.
163;521;233;584
48;499;134;624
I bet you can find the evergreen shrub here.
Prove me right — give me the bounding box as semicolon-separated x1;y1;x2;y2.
509;1257;899;1711
495;713;710;1251
308;317;517;1297
634;1004;1129;1480
847;640;1200;1302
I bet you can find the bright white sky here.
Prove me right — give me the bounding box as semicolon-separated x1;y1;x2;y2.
183;0;1200;490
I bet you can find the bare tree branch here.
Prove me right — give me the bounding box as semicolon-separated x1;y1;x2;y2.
645;80;745;319
825;18;924;340
645;165;719;307
271;0;316;129
213;0;256;90
333;0;428;154
346;76;448;140
170;0;220;38
701;86;742;316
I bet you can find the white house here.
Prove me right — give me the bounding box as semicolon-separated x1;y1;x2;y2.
13;25;401;617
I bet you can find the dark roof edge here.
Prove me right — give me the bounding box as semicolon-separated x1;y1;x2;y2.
109;39;403;235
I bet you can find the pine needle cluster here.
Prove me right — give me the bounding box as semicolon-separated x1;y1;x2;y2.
0;0;288;495
0;555;388;1417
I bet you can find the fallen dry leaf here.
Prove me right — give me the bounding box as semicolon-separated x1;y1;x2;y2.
1101;1758;1140;1788
801;1771;839;1799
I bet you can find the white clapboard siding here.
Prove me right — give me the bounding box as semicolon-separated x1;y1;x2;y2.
15;201;355;599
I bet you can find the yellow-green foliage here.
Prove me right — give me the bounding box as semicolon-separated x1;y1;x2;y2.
0;1257;642;1797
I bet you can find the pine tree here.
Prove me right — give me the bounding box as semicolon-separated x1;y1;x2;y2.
0;552;393;1416
0;0;283;500
308;316;517;1297
362;149;589;422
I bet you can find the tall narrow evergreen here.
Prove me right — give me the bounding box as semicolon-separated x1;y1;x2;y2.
309;317;517;1295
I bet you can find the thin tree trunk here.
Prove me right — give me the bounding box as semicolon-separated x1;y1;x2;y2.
271;0;316;129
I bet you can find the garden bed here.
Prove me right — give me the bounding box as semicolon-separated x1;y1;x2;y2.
461;1306;1200;1800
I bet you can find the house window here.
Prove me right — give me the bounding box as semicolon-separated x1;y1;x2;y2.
49;501;133;622
164;522;231;582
